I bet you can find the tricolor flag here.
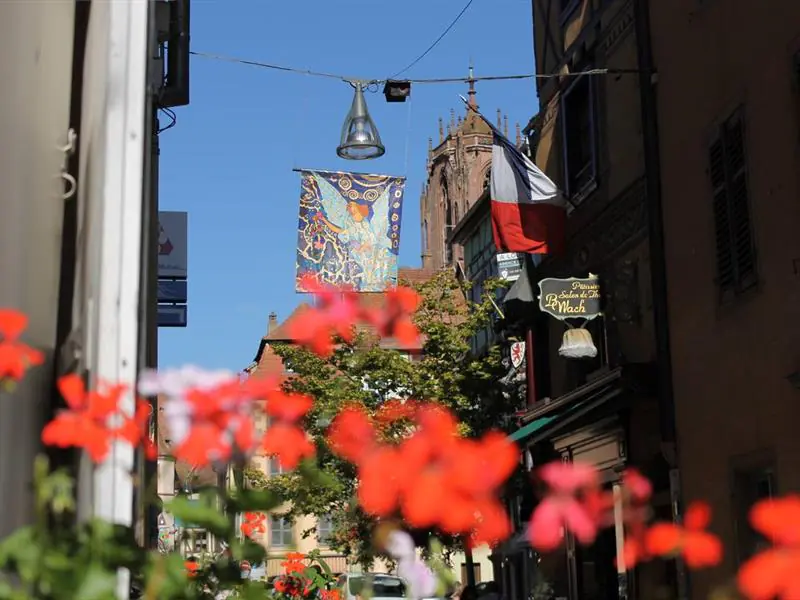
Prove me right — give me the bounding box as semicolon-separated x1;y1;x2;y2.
463;98;567;254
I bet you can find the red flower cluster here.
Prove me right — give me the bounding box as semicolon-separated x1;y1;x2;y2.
240;511;266;538
272;552;339;600
528;461;722;572
152;373;315;469
0;309;43;382
290;275;421;356
327;402;516;546
41;374;150;462
738;496;800;600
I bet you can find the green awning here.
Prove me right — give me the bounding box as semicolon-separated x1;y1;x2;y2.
508;413;559;442
508;398;591;443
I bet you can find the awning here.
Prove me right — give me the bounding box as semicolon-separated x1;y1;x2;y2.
503;255;542;307
508;400;587;442
508;384;623;446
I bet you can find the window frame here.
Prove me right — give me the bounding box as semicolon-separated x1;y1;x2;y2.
268;456;286;477
730;452;777;565
270;515;293;548
560;73;598;204
317;514;335;547
708;107;758;303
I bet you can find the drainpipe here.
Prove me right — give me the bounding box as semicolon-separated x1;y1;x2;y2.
633;1;686;599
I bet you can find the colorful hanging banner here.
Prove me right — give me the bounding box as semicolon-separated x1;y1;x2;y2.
295;170;406;292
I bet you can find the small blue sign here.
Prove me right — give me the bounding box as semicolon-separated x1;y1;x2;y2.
158;280;188;303
158;305;187;328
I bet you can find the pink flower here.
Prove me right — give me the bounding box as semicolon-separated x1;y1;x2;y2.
528;461;604;551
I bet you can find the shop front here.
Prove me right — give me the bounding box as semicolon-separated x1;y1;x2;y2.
497;366;673;600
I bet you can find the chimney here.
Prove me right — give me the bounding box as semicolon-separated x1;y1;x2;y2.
267;312;278;335
515;122;521;146
496;109;502;129
504;115;509;138
439;117;444;142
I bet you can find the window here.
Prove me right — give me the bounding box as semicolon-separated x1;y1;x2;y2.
270;515;293;547
560;74;597;201
709;109;757;301
422;219;428;253
348;576;405;598
317;515;334;546
443;176;454;264
269;456;285;477
733;463;776;563
482;167;491;192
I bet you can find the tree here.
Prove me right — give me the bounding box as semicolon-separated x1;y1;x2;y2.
260;271;516;566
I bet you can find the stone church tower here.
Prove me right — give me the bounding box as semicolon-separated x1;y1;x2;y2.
419;67;520;270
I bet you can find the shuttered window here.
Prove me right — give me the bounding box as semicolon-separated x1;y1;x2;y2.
709;109;757;302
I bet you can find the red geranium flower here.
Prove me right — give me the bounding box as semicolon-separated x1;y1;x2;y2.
0;309;43;382
738;495;800;600
41;374;127;462
262;422;315;469
528;461;607;551
329;403;516;547
241;511;267;538
645;501;722;568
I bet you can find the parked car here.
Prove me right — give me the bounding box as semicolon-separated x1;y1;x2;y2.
337;573;406;600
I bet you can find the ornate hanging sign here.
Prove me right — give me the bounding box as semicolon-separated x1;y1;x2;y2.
537;274;602;320
537;274;603;359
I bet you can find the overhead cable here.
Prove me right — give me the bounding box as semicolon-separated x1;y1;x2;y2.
388;0;476;80
189;51;641;85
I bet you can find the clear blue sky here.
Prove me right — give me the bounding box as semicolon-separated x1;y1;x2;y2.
158;0;540;371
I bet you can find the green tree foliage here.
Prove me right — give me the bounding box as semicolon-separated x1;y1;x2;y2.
260;271;516;566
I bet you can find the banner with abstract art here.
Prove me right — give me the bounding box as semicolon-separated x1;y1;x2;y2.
295;170;406;292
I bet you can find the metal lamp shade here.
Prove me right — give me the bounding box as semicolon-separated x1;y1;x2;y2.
337;82;385;160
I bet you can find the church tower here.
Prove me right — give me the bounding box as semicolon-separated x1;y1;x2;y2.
419;65;515;270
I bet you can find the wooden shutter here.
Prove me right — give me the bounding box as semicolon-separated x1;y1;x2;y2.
709;109;756;300
709;136;734;293
724;114;757;290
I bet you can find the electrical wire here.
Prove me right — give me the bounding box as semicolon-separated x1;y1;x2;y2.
388;0;476;80
189;50;640;85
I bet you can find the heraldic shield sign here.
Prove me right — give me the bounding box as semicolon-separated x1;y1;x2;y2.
510;341;525;369
537;274;603;359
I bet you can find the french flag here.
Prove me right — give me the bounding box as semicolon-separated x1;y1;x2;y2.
464;98;567;254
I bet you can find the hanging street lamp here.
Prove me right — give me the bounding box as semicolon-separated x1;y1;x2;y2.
337;81;385;160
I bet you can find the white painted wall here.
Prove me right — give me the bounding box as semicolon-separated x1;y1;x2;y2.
0;0;75;540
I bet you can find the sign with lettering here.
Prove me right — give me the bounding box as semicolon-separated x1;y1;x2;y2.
537;274;602;321
496;252;523;282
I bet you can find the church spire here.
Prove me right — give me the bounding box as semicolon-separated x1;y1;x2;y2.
467;60;478;110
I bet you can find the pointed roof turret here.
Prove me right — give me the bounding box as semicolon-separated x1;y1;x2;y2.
467;61;478;110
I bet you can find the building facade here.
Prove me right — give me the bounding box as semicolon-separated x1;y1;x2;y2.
500;0;676;599
651;2;800;598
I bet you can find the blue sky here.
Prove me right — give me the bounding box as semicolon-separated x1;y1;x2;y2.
158;0;539;371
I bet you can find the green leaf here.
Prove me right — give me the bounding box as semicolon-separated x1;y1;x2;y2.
227;488;283;513
167;496;232;537
230;539;266;566
0;527;39;583
74;564;117;600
